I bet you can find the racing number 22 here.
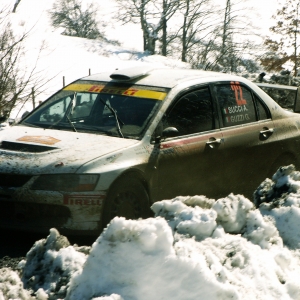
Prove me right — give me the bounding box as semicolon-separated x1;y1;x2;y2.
230;81;247;106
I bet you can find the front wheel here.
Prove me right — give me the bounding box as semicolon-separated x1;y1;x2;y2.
102;176;152;229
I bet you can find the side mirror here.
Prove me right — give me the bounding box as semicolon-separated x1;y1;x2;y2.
162;127;179;138
155;127;179;143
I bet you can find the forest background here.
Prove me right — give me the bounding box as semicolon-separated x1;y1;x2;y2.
0;0;299;118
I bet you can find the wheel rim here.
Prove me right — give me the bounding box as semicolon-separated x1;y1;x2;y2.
111;191;142;220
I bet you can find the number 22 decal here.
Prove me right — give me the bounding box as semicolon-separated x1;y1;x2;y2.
230;81;247;106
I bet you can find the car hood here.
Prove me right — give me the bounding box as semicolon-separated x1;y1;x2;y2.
0;126;139;174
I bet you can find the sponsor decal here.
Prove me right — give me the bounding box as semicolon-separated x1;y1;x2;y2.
64;84;167;100
63;195;105;206
17;136;60;145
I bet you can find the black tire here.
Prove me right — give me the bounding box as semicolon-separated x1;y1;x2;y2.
102;176;152;229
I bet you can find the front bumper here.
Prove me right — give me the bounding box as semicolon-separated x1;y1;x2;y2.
0;176;106;235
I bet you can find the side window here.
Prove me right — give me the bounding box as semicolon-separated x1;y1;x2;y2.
214;82;256;127
254;94;270;120
163;87;214;136
259;86;296;111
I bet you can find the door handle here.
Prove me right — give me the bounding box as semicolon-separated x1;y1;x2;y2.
206;138;222;148
260;127;274;139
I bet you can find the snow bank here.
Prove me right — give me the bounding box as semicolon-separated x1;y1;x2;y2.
20;228;89;299
256;164;300;249
2;165;300;299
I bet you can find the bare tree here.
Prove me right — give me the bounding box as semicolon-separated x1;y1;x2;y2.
114;0;179;54
12;0;22;13
203;0;260;73
49;0;102;39
261;0;300;76
176;0;216;62
0;7;54;120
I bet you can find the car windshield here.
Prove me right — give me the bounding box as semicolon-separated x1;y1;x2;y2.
21;80;168;139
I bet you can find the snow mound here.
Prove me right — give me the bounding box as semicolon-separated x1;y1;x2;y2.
20;228;89;299
256;164;300;248
0;268;31;300
3;165;300;300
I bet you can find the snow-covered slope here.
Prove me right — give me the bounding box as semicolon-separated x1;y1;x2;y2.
2;1;300;300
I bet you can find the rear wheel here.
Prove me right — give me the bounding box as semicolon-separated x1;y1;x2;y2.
102;176;152;230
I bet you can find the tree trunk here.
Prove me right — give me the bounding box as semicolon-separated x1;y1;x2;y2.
293;3;299;76
161;0;167;56
221;0;231;55
12;0;21;13
181;0;189;62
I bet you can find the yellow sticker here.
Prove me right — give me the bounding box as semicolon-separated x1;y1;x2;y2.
17;136;61;145
64;84;167;100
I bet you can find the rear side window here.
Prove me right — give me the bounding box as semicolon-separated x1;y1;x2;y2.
163;87;214;136
254;94;270;120
259;86;296;111
214;82;257;127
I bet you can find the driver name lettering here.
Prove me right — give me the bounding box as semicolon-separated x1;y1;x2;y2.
223;105;248;115
225;114;250;123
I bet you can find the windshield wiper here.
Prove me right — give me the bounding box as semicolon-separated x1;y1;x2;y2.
66;115;77;132
98;97;124;138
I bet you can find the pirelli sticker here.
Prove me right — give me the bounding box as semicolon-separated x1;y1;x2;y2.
64;84;167;100
63;195;105;206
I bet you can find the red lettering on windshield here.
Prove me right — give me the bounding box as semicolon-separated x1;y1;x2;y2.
124;89;138;96
88;85;102;92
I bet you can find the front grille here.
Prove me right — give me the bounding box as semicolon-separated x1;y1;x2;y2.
0;201;71;226
0;141;57;152
0;174;32;187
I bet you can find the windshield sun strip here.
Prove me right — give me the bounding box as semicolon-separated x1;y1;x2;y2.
63;84;167;101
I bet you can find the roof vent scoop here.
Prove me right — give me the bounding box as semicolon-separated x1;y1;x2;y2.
110;66;153;81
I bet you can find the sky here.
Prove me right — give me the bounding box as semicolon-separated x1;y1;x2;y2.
3;1;300;300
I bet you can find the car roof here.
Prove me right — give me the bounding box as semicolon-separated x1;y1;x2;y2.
80;66;250;89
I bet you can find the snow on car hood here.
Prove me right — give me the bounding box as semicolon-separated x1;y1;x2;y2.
0;125;139;174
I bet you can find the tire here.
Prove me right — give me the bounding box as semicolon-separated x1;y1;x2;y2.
102;176;152;229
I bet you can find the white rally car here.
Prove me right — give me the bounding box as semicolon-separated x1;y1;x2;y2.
1;66;300;235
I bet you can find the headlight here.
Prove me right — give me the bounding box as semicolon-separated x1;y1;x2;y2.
31;174;99;192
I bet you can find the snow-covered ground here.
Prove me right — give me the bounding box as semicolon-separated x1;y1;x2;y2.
3;165;300;299
3;1;300;300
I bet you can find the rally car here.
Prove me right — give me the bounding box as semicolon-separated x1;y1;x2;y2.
1;66;300;235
